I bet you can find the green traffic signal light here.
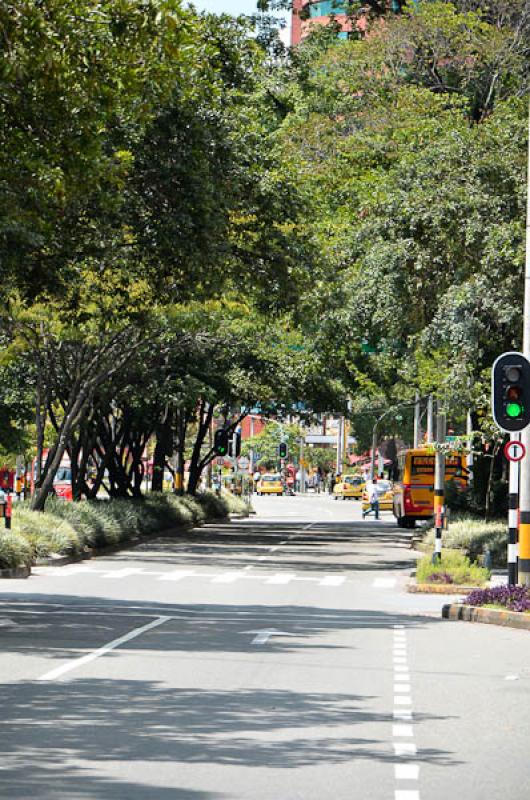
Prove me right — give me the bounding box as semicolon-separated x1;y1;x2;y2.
506;402;523;418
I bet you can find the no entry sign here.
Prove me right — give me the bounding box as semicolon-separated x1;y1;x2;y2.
504;440;526;462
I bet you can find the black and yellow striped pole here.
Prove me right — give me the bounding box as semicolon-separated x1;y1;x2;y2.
520;102;530;586
433;405;446;563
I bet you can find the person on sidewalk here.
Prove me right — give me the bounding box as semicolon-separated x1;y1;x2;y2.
363;479;380;520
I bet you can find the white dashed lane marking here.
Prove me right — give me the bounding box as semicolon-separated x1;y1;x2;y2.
392;623;420;799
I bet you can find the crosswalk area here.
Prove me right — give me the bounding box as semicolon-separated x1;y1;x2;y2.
34;564;348;588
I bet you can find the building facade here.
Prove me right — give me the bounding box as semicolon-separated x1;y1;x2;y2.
291;1;355;46
291;1;414;46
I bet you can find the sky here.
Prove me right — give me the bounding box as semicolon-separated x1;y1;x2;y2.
189;1;291;42
191;0;260;12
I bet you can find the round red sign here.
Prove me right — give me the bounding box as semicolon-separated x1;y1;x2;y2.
504;440;526;462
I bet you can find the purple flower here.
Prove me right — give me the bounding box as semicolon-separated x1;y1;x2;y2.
464;585;530;612
427;572;453;584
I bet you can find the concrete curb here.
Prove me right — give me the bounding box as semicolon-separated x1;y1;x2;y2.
407;582;479;595
442;603;530;630
0;565;31;579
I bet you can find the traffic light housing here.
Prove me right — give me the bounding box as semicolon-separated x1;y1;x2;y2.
278;442;288;459
492;352;530;432
214;428;229;456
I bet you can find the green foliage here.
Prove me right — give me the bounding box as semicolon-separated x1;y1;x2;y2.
12;507;82;558
416;550;490;586
421;516;507;567
242;421;302;469
0;531;33;569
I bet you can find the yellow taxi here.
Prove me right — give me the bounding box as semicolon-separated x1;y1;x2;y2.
256;474;284;496
333;474;365;500
361;480;394;513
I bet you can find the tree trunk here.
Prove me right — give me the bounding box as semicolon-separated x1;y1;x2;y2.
152;414;173;492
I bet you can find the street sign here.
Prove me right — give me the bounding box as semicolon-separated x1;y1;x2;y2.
237;456;249;469
504;440;526;463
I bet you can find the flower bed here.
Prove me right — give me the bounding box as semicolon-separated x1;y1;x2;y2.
464;585;530;613
415;550;490;587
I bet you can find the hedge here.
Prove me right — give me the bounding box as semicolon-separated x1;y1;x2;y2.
0;490;249;570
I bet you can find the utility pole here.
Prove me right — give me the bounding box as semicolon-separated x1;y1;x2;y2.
426;395;434;444
433;403;446;563
519;101;530;585
413;391;421;448
336;416;343;476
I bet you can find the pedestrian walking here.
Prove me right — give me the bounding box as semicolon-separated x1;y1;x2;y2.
253;470;261;493
363;479;380;520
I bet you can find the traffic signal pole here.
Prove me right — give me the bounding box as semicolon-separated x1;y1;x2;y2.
508;434;521;585
519;101;530;586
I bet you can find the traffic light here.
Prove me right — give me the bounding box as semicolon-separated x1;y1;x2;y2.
229;431;241;458
279;442;288;459
214;428;229;456
492;352;530;432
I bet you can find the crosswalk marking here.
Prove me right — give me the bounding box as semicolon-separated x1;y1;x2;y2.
101;568;144;579
35;565;347;588
265;573;296;585
158;570;196;582
319;576;345;586
373;578;396;588
212;572;242;584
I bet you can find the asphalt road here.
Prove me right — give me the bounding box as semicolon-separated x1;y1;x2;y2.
1;493;529;799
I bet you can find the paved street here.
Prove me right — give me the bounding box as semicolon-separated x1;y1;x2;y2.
1;494;529;799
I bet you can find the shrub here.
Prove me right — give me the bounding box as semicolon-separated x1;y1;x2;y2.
13;507;82;558
416;550;490;586
0;531;33;569
465;585;530;613
420;517;506;567
7;490;246;567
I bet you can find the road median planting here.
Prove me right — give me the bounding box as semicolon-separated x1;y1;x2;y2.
0;491;250;575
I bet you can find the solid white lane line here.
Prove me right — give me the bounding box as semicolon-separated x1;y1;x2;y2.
38;616;170;682
395;765;419;780
393;725;414;738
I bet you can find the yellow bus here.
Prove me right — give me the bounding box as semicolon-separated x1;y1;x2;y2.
392;447;468;529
